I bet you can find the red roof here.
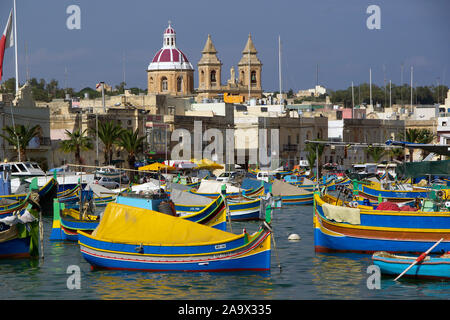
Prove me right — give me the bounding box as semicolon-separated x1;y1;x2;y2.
151;48;190;63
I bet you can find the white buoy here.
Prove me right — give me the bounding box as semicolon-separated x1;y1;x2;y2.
288;233;301;241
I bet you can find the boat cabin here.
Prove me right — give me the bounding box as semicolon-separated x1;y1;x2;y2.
0;162;46;177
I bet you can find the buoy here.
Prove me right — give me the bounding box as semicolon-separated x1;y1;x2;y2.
288;233;301;241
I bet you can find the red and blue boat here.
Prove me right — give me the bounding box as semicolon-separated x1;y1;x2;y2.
313;192;450;254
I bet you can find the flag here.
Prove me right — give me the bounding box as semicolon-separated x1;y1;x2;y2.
0;10;14;82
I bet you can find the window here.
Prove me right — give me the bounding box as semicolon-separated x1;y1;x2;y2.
251;71;257;86
161;77;168;91
177;76;183;92
210;71;216;86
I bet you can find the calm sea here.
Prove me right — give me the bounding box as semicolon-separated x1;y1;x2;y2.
0;204;449;300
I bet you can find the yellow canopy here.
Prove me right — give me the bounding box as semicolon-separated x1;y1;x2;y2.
191;158;224;170
92;202;236;245
138;162;175;171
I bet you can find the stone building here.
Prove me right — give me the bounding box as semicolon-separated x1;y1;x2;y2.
196;34;263;102
147;23;195;96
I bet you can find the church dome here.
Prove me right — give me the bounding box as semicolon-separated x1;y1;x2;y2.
148;23;193;71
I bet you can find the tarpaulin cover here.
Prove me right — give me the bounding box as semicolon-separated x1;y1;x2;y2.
196;180;241;194
92;202;234;245
395;160;450;178
170;188;212;206
271;179;310;196
241;178;270;193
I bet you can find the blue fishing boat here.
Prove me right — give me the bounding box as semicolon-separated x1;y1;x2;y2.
372;251;450;280
271;179;314;205
0;193;41;259
313;192;450;254
78;202;272;272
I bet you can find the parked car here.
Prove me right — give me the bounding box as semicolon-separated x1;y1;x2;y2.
216;171;237;183
94;176;120;189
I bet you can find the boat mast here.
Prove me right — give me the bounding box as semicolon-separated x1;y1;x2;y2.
278;35;282;106
13;0;19;93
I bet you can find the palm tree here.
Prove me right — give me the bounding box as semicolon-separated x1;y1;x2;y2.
93;121;124;165
365;146;386;163
117;129;146;181
399;128;421;162
60;129;93;165
387;147;404;161
0;124;41;161
305;141;326;179
417;129;435;159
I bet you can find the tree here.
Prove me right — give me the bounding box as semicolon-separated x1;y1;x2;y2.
365;146;386;163
305;141;326;179
94;121;124;165
399;128;421;162
0;124;41;161
60;129;93;165
116;129;146;180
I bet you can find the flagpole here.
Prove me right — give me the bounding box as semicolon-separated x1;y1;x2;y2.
13;0;19;94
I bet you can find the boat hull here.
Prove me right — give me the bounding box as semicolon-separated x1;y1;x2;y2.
313;193;450;254
372;252;450;279
78;230;271;272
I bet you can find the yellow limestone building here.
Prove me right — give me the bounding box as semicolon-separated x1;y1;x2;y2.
147;23;195;96
196;34;263;102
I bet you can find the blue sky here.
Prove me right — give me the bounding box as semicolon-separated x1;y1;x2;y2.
1;0;449;92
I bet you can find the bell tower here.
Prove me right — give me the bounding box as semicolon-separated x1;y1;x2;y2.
197;34;222;91
238;34;262;95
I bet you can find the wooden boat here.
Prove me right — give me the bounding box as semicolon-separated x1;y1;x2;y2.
372;251;450;280
78;202;272;272
189;180;264;199
50;199;100;242
354;182;430;202
0;177;57;216
313;192;450;254
116;191;227;231
0;193;41;259
271;179;314;205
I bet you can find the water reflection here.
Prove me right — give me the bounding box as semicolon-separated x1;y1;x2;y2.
310;253;370;299
88;270;274;300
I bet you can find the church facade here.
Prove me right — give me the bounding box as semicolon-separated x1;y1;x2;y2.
147;23;263;102
196;33;263;102
147;23;195;96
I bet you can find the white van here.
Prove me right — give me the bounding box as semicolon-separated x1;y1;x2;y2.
256;171;274;183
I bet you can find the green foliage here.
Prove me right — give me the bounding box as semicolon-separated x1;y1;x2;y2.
365;146;386;162
93;121;124;165
329;83;448;108
0;124;41;160
116;129;146;170
60;129;93;165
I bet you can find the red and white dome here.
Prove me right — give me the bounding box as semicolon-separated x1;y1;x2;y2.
148;23;193;71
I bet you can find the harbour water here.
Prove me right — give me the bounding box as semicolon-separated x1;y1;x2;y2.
0;204;449;300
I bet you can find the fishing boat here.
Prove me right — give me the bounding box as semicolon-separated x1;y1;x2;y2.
353;181;430;202
0;177;58;216
271;179;314;205
78;202;272;272
313;191;450;254
116;189;227;230
372;251;450;280
174;187;262;221
0;193;41;259
50;198;100;242
189;180;263;199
